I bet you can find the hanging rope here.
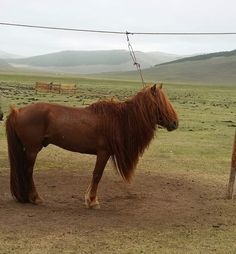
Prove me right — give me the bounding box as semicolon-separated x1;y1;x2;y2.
126;32;145;86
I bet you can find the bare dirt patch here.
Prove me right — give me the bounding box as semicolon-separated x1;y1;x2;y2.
1;169;236;253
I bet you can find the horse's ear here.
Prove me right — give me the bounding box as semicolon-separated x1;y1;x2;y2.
151;84;157;95
159;83;163;89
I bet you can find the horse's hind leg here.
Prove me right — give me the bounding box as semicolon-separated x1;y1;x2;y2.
85;151;110;209
25;150;43;205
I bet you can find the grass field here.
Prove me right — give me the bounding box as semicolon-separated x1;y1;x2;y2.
0;72;236;253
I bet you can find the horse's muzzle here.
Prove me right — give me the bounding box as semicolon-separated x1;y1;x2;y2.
167;121;178;131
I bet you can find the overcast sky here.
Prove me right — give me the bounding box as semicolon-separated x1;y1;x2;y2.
1;0;236;56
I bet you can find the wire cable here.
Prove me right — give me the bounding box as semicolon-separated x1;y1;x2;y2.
1;22;236;35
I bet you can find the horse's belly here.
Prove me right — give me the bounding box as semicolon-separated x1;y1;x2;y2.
46;108;107;154
52;140;97;154
49;129;106;155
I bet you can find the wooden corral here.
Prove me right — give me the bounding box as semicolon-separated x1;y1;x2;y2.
35;82;77;94
60;83;77;94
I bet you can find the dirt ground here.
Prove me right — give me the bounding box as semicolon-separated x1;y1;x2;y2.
1;168;236;254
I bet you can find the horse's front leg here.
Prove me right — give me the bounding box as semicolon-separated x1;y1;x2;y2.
85;151;110;209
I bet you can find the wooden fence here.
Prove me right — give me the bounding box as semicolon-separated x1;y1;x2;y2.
35;82;77;94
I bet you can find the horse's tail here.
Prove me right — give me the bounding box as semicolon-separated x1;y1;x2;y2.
6;107;30;203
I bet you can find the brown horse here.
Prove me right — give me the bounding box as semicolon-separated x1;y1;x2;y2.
6;84;178;208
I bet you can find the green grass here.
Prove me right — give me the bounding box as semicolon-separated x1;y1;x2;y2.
0;71;138;87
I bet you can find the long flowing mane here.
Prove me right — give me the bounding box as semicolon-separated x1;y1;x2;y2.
88;86;167;182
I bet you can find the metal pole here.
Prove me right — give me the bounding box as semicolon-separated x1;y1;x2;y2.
227;130;236;199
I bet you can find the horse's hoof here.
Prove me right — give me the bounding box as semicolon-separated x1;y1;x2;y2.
90;203;101;209
85;196;100;209
30;196;44;205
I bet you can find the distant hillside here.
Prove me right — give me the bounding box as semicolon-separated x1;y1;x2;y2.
0;59;12;70
0;50;22;59
96;49;236;85
4;49;236;85
158;49;236;66
7;50;181;74
9;50;130;66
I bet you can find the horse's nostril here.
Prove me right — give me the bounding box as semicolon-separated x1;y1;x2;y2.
173;121;178;128
167;121;178;131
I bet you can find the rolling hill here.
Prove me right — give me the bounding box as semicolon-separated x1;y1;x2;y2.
98;49;236;85
6;50;181;74
0;59;13;70
158;49;236;66
0;50;22;59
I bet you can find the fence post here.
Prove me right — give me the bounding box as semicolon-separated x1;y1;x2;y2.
0;94;3;121
227;130;236;199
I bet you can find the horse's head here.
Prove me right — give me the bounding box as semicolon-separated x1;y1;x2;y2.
150;84;178;131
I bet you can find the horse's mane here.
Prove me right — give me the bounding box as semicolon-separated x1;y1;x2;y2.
87;86;163;182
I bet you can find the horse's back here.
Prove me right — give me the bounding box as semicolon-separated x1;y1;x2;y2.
17;102;79;122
